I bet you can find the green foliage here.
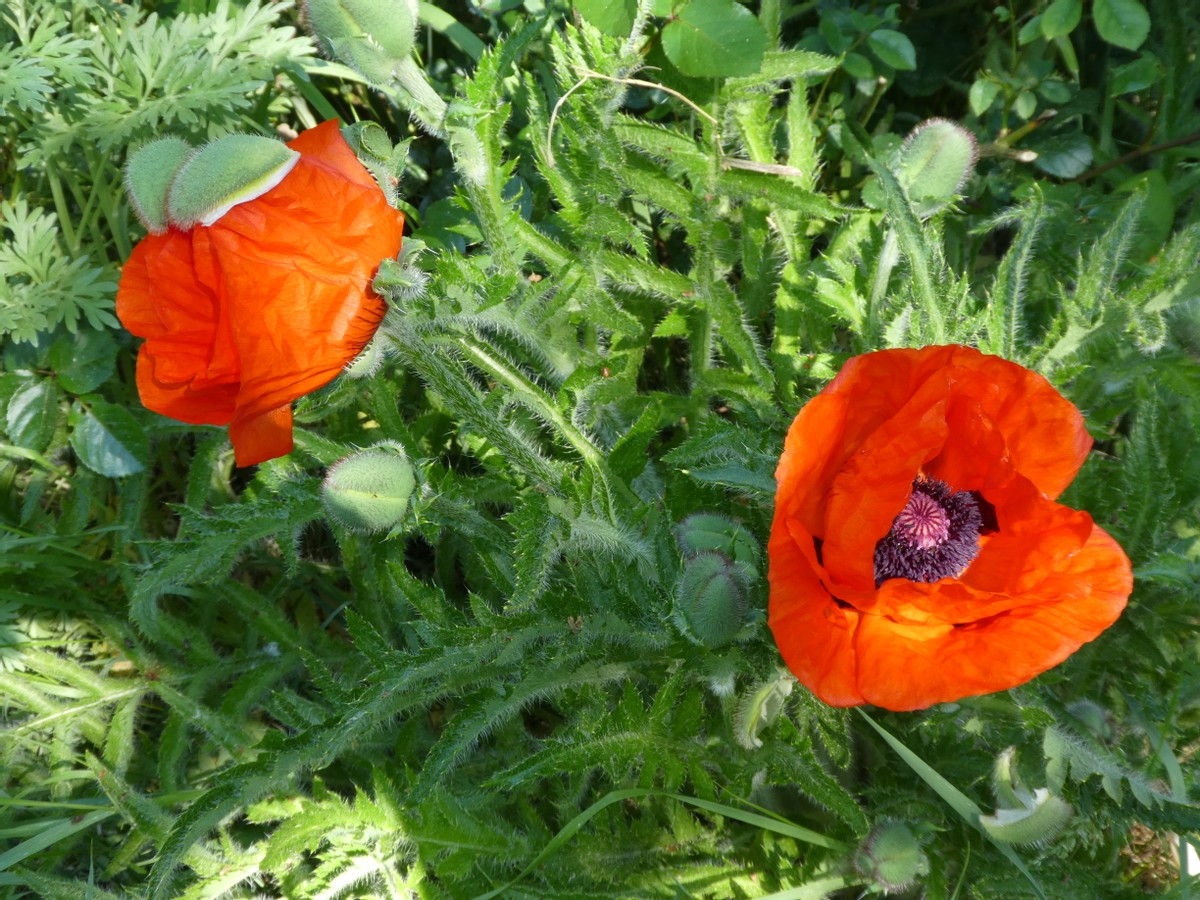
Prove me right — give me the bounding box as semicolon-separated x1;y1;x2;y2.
4;0;1200;897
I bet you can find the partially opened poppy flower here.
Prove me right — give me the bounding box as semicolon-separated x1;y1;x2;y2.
768;345;1132;711
117;120;404;467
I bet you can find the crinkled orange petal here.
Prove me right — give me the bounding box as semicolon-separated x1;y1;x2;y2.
851;523;1131;710
118;230;238;424
821;369;951;590
768;516;864;706
117;120;404;466
229;404;294;468
936;347;1092;499
768;345;1133;711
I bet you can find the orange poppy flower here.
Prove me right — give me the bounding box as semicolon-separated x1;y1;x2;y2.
117;120;404;467
768;345;1132;711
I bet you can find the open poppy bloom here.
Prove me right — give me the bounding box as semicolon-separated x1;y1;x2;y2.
768;345;1132;711
117;120;404;466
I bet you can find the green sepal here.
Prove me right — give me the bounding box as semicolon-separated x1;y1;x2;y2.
305;0;418;84
980;789;1073;847
124;137;193;234
733;670;794;750
166;134;299;229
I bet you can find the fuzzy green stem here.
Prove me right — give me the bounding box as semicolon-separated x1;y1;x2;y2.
454;334;603;472
868;227;901;339
871;162;945;343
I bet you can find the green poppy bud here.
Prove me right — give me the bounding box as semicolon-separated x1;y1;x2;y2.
981;788;1073;847
854;821;929;894
673;552;748;648
166;134;299;229
305;0;419;84
124;137;193;234
373;256;430;305
321;442;416;534
733;669;794;750
895;118;978;218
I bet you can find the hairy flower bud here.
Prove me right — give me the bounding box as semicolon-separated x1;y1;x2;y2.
343;332;391;380
675;512;761;572
321;443;416;534
305;0;419;84
673;552;748;648
981;788;1073;847
733;670;793;750
895;118;978;217
167;135;299;228
854;821;929;894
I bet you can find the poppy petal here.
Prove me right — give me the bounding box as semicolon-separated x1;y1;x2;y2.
768;516;864;706
851;523;1131;710
768;345;1133;711
229;404;294;468
117;120;404;466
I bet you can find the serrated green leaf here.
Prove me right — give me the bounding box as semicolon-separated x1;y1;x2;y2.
608;398;664;482
662;0;767;78
866;29;916;71
68;399;146;477
49;328;119;394
1093;0;1150;50
5;378;60;453
1040;0;1082;39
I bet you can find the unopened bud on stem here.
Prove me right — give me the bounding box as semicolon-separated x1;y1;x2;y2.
322;442;416;534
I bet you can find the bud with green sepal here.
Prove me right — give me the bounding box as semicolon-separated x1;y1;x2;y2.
374;239;430;307
983;746;1073;847
341;121;411;207
304;0;419;85
854;820;929;894
321;441;417;535
672;552;749;648
733;669;794;750
124;137;194;234
166;134;299;229
895;118;978;218
343;332;393;380
981;788;1073;847
991;745;1026;809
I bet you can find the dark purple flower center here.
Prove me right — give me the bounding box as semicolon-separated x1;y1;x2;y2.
874;477;983;586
